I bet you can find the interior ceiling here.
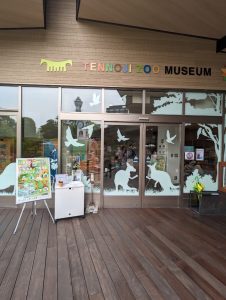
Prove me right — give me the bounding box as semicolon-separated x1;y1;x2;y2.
0;0;44;29
78;0;226;40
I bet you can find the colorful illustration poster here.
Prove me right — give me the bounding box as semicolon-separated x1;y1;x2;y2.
16;158;52;204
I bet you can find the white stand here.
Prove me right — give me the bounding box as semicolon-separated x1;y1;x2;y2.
13;200;55;234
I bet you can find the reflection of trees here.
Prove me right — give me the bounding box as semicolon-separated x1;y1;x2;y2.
0;116;16;137
22;117;58;158
23;117;36;137
40;119;58;139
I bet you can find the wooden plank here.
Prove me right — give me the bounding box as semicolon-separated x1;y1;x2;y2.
0;209;30;285
97;211;151;300
106;209;182;300
147;223;226;299
11;210;43;300
0;209;34;300
57;219;73;300
72;218;104;298
87;214;136;300
64;219;89;300
0;210;21;258
0;210;15;238
27;210;50;300
43;215;58;300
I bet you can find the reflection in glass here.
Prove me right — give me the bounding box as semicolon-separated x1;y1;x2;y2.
105;89;142;114
145;125;180;195
185;93;222;116
145;91;182;115
104;125;139;195
22;87;58;182
61;120;101;193
0;86;18;109
184;124;221;192
62;88;102;113
0;116;17;195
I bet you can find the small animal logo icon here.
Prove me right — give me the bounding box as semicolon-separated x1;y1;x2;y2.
117;129;130;142
0;162;16;193
166;130;176;144
114;162;138;192
90;93;100;106
64;127;85;147
82;124;95;138
221;67;226;81
40;59;72;72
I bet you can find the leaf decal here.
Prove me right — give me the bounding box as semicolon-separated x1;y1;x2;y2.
197;127;202;139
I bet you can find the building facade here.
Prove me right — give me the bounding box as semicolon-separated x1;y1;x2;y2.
0;0;226;209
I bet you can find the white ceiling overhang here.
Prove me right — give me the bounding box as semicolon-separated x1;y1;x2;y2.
77;0;226;51
0;0;45;29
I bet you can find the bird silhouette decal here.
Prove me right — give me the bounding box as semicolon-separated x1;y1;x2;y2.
117;129;130;142
64;127;85;147
166;130;176;144
82;124;95;138
90;93;100;106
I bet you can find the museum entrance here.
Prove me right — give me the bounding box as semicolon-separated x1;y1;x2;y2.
103;122;181;208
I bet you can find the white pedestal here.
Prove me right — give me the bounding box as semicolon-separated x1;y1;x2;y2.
55;181;84;220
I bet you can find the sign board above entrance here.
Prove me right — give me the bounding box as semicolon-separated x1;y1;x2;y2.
84;62;212;77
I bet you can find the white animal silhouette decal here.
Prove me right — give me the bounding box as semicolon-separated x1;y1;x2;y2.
114;162;138;192
64;126;85;147
90;93;100;106
117;129;130;142
146;163;179;191
0;162;16;193
166;130;176;144
82;124;95;138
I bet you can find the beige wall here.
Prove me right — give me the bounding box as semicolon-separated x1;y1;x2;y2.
0;0;225;91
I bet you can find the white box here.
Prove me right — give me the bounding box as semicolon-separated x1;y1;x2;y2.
55;181;84;220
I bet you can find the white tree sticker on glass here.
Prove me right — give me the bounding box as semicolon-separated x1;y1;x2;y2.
90;93;100;107
185;93;222;116
146;92;182;115
184;124;221;193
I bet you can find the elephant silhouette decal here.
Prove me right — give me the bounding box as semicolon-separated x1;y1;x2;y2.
40;59;72;72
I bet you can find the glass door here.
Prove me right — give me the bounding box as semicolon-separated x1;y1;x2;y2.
104;123;141;208
142;124;181;207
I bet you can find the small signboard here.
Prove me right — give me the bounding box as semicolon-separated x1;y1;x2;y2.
16;157;52;204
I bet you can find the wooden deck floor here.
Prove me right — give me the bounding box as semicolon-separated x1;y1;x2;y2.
0;208;226;300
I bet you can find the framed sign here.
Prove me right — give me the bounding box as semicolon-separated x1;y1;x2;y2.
16;157;52;204
196;148;204;161
185;151;194;161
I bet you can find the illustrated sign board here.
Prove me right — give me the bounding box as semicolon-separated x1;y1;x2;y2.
16;157;52;204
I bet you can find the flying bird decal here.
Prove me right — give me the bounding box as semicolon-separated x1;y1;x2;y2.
64;127;85;147
166;130;176;144
117;129;130;142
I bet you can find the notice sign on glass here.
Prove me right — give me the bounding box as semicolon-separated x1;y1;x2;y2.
16;157;52;204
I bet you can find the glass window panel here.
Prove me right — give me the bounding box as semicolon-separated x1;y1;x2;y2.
184;123;221;193
62;88;102;113
104;125;140;195
22;87;58;182
0;115;17;195
185;92;222;116
0;86;18;110
145;125;180;196
145;91;182;115
61;120;101;194
105;89;142;114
